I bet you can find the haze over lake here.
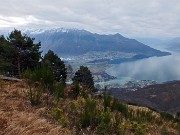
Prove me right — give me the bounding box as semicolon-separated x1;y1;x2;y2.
106;52;180;83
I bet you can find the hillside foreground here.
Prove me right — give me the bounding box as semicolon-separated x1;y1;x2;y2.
0;80;70;135
0;79;180;135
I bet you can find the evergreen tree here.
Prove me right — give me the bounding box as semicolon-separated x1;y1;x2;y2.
72;66;94;92
176;111;180;119
43;50;67;82
7;29;41;77
72;81;80;99
0;35;15;75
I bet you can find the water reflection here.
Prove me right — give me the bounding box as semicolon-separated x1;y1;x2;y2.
106;53;180;83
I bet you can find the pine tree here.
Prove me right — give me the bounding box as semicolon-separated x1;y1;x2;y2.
7;29;41;77
0;35;15;75
43;50;67;82
72;66;94;93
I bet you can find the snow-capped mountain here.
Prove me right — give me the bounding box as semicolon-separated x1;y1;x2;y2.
24;28;90;35
25;28;170;57
0;28;170;58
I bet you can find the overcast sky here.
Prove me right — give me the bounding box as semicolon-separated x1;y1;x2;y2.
0;0;180;38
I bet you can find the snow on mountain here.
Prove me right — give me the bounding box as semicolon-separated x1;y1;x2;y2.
0;27;171;58
22;28;171;57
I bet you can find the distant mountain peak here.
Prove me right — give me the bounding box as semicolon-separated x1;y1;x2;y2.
14;28;81;35
26;28;91;35
20;28;171;57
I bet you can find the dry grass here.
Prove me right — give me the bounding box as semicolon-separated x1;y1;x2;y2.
0;80;179;135
0;81;71;135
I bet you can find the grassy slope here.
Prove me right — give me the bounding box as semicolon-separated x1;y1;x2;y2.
0;80;179;135
0;81;71;135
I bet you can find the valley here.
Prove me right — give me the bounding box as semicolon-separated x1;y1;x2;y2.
1;0;180;134
1;28;180;116
22;28;174;88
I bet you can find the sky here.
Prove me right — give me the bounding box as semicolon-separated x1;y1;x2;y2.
0;0;180;38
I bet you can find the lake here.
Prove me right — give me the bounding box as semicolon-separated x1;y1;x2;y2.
106;52;180;84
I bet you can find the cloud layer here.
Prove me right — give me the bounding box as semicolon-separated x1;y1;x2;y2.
1;0;180;37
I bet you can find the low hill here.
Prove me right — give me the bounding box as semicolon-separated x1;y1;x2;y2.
111;81;180;114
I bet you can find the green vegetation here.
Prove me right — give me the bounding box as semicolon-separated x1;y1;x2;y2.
23;66;54;105
72;66;95;93
80;97;98;128
43;50;67;83
71;81;80;99
23;56;66;105
176;111;180;119
160;112;175;121
0;30;41;77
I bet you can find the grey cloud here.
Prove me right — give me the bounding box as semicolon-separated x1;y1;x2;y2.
0;0;180;38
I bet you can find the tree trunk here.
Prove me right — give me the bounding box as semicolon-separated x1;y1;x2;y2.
17;55;21;78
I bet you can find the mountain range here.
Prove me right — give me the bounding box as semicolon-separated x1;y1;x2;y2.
23;28;170;57
137;37;180;52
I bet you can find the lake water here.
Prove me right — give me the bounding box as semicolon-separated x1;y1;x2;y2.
106;52;180;84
